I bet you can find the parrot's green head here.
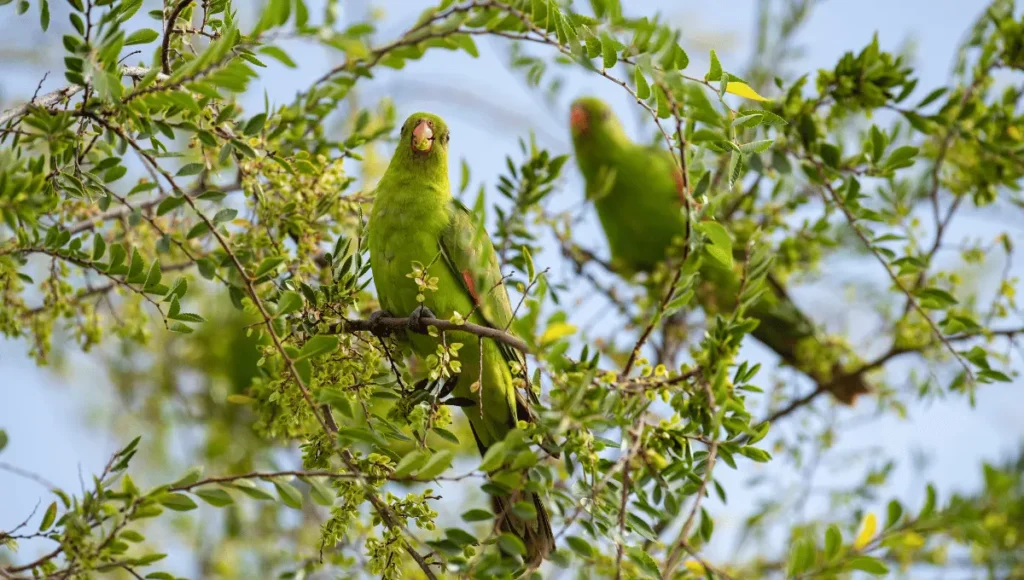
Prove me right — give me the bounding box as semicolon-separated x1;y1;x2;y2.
569;96;625;147
393;112;450;169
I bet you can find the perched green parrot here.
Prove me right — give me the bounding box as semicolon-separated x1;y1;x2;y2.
368;112;555;565
568;96;869;405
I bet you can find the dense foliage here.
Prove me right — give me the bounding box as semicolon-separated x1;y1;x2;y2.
1;0;1023;578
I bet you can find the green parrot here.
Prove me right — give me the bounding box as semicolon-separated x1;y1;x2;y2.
367;112;555;566
568;96;869;405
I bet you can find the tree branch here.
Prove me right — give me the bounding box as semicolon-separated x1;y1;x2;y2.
162;0;195;74
0;67;162;127
330;316;528;353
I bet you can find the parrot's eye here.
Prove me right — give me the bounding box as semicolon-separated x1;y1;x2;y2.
442;132;450;144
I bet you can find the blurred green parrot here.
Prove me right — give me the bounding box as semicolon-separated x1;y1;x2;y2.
569;96;869;405
368;112;555;565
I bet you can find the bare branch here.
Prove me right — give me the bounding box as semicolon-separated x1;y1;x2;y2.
332;316;528;354
0;67;163;127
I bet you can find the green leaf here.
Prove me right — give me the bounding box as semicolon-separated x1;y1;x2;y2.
144;261;162;290
634;67;651;100
916;87;948;108
696;221;733;269
738;446;771;462
126;248;146;284
296;335;338;361
415;450;453;480
884;145;918;169
170;466;204;488
511;501;537;520
177;163;205;177
788;537;814;576
92;233;106;261
213;208;237;225
159;493;198;511
478;441;508;472
198;190;227;202
915;287;958;309
186;222;209;239
706;49;722;81
452;34;479;57
195;488;234;507
156;196;186;215
461;509;493;522
39;502;57;532
276;291;303;317
135;553;167;566
104;165;127;183
920;484;936;518
566;535;594;557
601;37;616;69
294;359;312;387
445;527;478;547
825;524;842;559
120;530;145;543
273;481;303;509
259;46;297;67
307;478;335;506
847;556;889;575
243;114;267;136
497;532;526;556
740;139;773;154
231;480;275;501
626;546;661;577
125;28;159;45
169;322;194;334
392;450;430;479
886;499;903;529
254;255;286;278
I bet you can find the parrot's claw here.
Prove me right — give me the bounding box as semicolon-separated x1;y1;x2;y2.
368;309;394;337
408;305;436;334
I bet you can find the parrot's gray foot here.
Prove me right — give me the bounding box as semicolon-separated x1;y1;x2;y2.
408;305;436;334
368;309;394;337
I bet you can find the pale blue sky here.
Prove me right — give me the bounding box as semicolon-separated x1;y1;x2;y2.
1;0;1019;575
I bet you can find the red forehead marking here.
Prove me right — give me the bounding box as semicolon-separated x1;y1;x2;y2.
570;106;588;134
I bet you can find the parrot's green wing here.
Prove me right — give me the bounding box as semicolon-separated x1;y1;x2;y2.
437;199;551;437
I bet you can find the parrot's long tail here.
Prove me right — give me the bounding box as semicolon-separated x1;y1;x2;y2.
491;490;555;568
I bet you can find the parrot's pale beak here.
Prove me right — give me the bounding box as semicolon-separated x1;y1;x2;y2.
570;105;588;135
411;120;434;153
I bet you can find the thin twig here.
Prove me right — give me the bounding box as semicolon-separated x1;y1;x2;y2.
333;316;528;353
162;0;195;74
0;462;58;491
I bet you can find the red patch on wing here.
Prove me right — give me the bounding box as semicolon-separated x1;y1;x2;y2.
570;105;588;135
461;269;480;305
